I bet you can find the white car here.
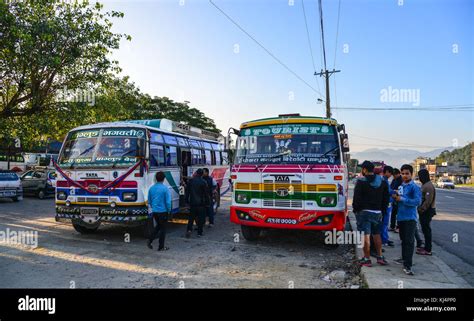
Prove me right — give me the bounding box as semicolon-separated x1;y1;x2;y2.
0;170;23;201
437;178;455;189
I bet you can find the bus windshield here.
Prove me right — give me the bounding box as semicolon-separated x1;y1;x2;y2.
58;127;146;168
235;123;341;165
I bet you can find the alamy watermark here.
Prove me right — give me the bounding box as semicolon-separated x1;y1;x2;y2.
0;228;38;248
380;86;420;107
324;229;364;248
57;86;95;106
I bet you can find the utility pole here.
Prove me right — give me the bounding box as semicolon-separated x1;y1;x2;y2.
315;69;340;119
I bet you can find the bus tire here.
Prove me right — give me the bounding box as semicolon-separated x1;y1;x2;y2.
12;196;20;202
72;221;100;234
241;225;261;241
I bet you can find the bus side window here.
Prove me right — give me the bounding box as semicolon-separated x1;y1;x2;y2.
204;149;212;165
164;145;178;166
210;151;216;166
191;149;201;165
200;149;206;165
215;151;221;165
150;144;165;167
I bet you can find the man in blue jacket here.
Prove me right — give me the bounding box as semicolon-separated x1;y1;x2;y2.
147;171;172;251
392;164;421;275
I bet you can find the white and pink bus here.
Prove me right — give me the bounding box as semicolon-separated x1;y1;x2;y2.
54;119;231;235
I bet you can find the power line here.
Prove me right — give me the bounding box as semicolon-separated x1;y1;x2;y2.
209;0;324;97
318;0;328;70
350;133;448;149
333;104;474;111
333;0;341;70
301;0;322;96
332;0;342;121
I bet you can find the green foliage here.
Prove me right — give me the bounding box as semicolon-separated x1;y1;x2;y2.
0;0;128;118
0;76;220;151
0;1;219;152
435;143;472;168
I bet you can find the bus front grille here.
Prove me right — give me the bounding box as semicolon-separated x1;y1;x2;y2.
76;197;109;203
263;199;303;208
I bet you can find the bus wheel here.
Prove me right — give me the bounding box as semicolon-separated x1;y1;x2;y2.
241;225;261;241
12;196;20;202
72;221;100;234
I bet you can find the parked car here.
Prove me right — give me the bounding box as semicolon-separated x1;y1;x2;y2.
437;178;455;189
20;168;56;199
0;170;23;201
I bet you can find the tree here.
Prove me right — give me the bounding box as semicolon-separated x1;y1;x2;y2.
0;76;221;151
436;144;472;168
0;0;129;118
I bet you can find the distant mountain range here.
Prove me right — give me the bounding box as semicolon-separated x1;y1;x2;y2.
351;147;455;168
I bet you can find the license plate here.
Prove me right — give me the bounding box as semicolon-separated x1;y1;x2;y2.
81;208;99;215
266;217;297;225
0;191;16;197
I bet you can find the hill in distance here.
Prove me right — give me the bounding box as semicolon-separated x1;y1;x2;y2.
351;147;455;169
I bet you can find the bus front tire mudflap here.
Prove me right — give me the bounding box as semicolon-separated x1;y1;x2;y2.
241;225;261;241
72;220;100;234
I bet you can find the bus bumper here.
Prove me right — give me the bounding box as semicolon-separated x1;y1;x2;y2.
230;206;347;231
55;205;148;224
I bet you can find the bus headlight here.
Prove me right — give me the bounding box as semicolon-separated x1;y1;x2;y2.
320;196;336;206
57;192;67;200
236;193;248;203
122;192;137;202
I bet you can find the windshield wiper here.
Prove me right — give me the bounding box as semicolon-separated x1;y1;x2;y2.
110;150;138;168
320;146;339;158
268;150;292;159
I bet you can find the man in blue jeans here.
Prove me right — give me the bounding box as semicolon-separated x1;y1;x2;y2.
353;161;389;267
147;171;171;251
393;164;421;275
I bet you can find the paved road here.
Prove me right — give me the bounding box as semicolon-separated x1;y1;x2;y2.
430;187;474;285
0;195;358;288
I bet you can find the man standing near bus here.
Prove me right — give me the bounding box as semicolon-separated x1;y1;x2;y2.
203;168;217;227
147;171;171;251
353;161;389;267
392;164;421;275
186;168;210;238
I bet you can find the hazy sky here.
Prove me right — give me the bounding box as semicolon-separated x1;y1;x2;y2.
101;0;473;152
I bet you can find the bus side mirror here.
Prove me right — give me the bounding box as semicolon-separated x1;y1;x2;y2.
341;134;350;152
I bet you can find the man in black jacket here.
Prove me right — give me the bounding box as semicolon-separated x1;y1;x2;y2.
353;161;389;267
185;168;210;238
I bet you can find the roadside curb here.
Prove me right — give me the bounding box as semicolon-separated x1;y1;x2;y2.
348;212;470;288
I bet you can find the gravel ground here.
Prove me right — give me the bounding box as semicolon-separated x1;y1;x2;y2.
0;195;362;288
